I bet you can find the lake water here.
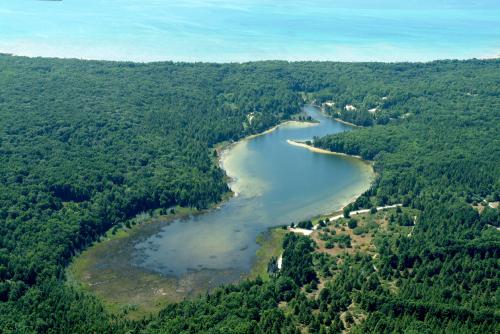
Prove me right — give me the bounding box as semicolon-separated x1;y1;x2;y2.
132;106;373;279
1;0;499;62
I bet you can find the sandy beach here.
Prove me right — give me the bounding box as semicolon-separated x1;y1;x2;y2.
218;120;320;198
333;118;362;127
286;138;376;221
219;120;319;172
286;139;365;160
244;120;319;141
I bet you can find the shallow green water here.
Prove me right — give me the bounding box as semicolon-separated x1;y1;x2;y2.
132;106;373;279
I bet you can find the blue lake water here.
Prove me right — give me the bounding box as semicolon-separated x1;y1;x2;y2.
1;0;499;62
132;106;373;278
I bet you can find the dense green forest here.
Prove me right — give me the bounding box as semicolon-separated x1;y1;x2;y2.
0;55;302;332
311;59;500;332
0;55;498;333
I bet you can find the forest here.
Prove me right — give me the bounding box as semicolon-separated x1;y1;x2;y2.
0;55;498;333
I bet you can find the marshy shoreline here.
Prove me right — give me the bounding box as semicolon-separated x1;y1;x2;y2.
68;106;375;318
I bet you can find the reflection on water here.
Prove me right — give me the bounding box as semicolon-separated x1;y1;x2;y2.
132;105;373;279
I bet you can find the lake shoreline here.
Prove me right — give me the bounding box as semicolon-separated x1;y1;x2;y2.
333;117;362;128
67;106;375;318
312;103;363;128
286;139;369;163
212;108;374;283
217;111;374;281
217;119;318;155
285;138;375;221
217;118;319;194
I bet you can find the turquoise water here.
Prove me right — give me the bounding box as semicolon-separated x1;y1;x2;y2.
132;106;373;279
1;0;499;62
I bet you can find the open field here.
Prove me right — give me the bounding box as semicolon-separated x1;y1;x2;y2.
311;207;416;257
248;228;288;280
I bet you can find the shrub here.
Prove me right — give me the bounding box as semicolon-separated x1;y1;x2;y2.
353;226;367;235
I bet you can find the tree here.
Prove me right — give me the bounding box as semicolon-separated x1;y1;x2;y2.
267;257;279;277
343;207;351;218
348;219;358;229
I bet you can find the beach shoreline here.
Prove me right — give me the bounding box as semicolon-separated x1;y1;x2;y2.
333;117;362;128
286;138;376;220
311;102;364;128
286;139;367;161
219;110;375;228
217;119;320;191
218;119;318;153
67;107;376;317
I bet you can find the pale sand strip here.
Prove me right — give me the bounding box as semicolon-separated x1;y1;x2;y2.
218;121;319;194
245;120;318;140
326;204;402;222
286;138;378;227
220;121;319;160
288;227;314;236
286;139;364;160
334;118;362;128
287;204;403;239
277;254;283;270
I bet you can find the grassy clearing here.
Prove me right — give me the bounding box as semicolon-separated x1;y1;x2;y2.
312;207;416;257
248;228;288;280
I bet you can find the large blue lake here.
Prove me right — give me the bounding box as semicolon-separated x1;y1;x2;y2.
1;0;499;62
